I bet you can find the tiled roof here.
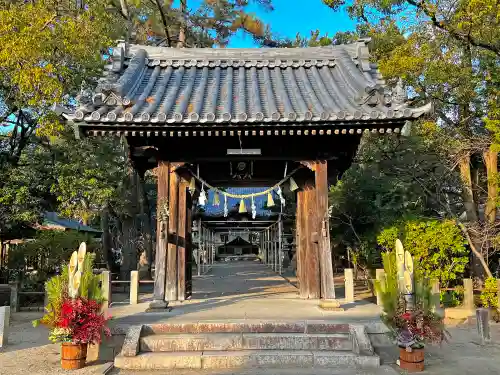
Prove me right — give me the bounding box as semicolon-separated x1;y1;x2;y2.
223;236;254;247
39;212;102;233
67;40;431;127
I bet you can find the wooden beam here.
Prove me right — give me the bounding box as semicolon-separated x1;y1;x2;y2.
304;184;321;299
186;199;193;298
166;167;180;301
177;179;188;301
151;161;169;308
296;190;306;298
315;161;336;300
295;196;302;296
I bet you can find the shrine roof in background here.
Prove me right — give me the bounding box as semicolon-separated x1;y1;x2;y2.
66;39;431;136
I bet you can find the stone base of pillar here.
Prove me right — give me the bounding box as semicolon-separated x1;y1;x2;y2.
318;299;344;311
147;300;170;312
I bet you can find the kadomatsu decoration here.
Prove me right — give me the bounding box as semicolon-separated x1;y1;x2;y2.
376;240;448;372
33;242;110;370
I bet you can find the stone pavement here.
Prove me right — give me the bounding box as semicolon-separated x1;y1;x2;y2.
109;262;382;330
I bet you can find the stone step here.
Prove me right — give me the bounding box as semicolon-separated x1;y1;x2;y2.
142;321;350;335
115;350;380;370
110;365;400;375
140;333;352;352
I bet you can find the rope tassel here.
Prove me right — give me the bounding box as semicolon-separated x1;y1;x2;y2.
239;199;247;213
277;186;285;206
267;192;275;207
198;183;207;206
189;177;196;195
213;191;220;206
251;196;257;219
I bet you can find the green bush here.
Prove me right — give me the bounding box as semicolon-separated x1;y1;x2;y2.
8;230;99;282
440;287;464;308
377;219;468;288
480;277;498;309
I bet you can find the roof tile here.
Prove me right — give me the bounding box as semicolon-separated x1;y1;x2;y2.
69;40;431;127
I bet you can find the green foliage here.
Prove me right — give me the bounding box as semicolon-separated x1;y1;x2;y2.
480;277;498;309
375;251;399;317
322;0;499;283
78;253;104;302
328;129;461;273
113;0;273;48
0;1;123;135
8;231;98;282
378;220;468;287
440;287;464;308
33;264;69;329
50;131;128;223
322;0;500;57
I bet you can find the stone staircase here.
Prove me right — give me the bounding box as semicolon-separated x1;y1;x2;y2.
115;320;380;370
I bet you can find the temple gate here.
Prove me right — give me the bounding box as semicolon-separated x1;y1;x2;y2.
66;39;430;308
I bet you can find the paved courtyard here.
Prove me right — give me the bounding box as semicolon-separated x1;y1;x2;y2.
108;262;382;328
2;261;500;374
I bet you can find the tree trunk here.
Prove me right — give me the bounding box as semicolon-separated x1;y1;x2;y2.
120;168;141;280
178;0;187;47
120;215;138;280
483;145;498;225
458;222;493;278
458;154;486;281
459;154;479;222
471;165;480;207
101;205;113;270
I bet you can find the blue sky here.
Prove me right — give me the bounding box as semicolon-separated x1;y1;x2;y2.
227;0;356;47
174;0;356;47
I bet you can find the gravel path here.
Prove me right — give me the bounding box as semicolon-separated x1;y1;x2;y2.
0;312;109;375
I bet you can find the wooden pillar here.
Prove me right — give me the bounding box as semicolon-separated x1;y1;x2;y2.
130;270;139;304
166;166;179;301
177;180;188;301
304;185;321;299
463;278;474;310
296;190;307;297
278;216;283;275
151;161;169;308
295;197;302;291
9;282;19;313
197;220;202;276
186;199;193;298
315;161;337;302
344;268;354;303
296;185;321;299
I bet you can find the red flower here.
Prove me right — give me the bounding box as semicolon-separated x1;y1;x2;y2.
55;297;110;344
61;301;74;316
401;312;412;321
59;317;70;328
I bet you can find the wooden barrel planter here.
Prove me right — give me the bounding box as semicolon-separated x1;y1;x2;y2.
61;342;87;370
399;347;425;372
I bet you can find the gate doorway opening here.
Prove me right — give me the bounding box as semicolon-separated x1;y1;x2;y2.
67;40;430;309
